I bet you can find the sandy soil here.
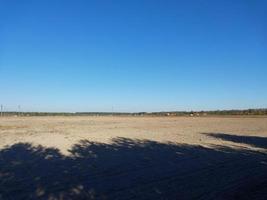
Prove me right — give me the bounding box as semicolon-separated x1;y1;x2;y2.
1;116;267;154
0;116;267;199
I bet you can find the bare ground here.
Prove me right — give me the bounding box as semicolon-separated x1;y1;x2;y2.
0;116;267;199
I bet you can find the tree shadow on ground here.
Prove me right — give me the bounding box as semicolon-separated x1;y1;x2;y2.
0;135;267;200
203;132;267;149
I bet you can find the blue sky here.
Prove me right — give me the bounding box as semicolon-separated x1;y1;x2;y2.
0;0;266;112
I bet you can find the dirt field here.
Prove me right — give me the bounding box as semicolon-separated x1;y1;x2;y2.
0;116;267;199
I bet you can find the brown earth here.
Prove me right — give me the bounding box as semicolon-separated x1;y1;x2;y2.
0;116;267;199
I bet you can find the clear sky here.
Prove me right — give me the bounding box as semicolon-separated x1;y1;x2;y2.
0;0;266;112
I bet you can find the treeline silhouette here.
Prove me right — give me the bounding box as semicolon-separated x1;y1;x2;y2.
1;108;267;117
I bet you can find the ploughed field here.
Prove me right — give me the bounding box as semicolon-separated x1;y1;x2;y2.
0;116;267;199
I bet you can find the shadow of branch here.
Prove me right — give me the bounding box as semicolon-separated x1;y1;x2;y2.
203;132;267;149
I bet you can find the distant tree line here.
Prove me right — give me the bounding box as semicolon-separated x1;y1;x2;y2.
1;109;267;117
148;109;267;116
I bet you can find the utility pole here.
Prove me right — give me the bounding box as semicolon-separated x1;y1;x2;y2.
18;105;21;116
1;105;3;117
